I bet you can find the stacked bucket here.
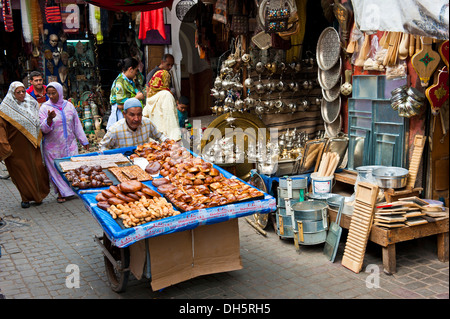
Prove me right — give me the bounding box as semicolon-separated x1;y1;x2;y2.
276;176;307;239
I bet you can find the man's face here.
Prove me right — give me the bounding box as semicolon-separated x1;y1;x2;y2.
177;102;188;113
161;57;174;71
124;107;143;131
31;76;44;90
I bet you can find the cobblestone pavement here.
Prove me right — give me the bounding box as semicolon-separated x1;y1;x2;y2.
0;176;448;301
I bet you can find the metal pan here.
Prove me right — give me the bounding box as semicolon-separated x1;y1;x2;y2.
324;114;342;137
316;27;341;71
322;80;341;102
321;96;341;124
318;58;342;90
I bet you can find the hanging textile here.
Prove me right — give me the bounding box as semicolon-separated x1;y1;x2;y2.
85;0;174;13
61;0;80;33
139;9;166;40
351;0;449;40
88;4;103;43
45;0;62;24
2;0;14;32
30;0;42;45
20;0;32;43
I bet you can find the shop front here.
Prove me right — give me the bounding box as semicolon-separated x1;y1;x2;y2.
1;0;448;289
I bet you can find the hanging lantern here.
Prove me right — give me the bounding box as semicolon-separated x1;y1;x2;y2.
176;0;196;22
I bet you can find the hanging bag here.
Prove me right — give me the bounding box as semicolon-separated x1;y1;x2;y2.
2;0;14;32
45;0;62;24
265;0;290;34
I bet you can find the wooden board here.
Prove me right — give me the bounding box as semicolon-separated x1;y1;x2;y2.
406;135;426;189
341;182;379;273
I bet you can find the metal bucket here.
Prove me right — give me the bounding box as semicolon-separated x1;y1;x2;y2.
292;201;328;221
278;188;305;205
276;209;294;238
296;228;328;245
279;176;308;189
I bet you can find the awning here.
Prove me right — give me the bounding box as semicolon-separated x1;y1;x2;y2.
85;0;174;13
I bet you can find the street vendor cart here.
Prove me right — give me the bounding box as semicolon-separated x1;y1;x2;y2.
55;145;276;293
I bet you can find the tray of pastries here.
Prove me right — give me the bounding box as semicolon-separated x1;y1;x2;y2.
94;180;180;228
108;165;153;183
64;165;115;189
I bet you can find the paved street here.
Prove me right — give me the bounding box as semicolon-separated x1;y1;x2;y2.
0;175;448;302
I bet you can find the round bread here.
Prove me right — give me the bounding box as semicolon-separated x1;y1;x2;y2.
116;193;135;203
97;201;111;211
156;183;176;194
95;193;108;202
152;177;170;187
109;185;120;194
119;180;142;193
125;192;140;201
101;189;115;198
141;187;161;198
107;197;125;205
145;161;161;174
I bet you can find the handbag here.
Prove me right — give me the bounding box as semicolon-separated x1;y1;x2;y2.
265;0;290;33
1;0;14;32
45;0;62;24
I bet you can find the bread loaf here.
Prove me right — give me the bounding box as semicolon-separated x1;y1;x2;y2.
118;180;142;193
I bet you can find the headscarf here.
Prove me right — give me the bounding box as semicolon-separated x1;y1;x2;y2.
0;81;42;148
45;82;65;108
147;69;171;98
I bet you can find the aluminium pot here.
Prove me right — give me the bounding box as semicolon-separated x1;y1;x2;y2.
371;166;409;189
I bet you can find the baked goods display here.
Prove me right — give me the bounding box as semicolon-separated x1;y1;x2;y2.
108;165;153;182
59;153;130;172
90;141;266;227
133;142;265;211
95;180;179;228
65;165;114;189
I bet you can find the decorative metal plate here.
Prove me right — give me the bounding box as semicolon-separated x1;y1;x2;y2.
200;112;268;181
318;58;342;90
324;115;342;137
322;80;341;102
316;27;341;71
321;96;341;124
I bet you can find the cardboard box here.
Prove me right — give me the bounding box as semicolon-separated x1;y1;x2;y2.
128;219;242;290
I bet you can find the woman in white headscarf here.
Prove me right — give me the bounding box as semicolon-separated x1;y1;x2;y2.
0;81;50;208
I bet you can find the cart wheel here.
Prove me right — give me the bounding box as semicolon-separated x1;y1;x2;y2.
0;160;9;179
248;172;269;229
103;235;130;293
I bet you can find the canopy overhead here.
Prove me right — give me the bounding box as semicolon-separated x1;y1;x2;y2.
85;0;174;13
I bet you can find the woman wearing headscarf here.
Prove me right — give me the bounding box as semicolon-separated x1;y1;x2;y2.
39;82;89;203
143;69;181;141
106;57;145;130
0;81;50;208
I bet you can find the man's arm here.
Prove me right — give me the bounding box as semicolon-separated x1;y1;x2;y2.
98;129;116;151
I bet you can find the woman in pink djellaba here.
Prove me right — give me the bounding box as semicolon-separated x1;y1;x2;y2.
39;82;89;203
